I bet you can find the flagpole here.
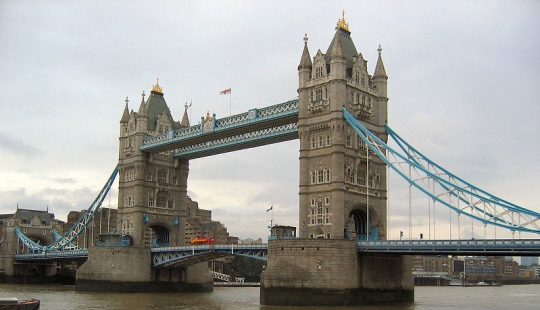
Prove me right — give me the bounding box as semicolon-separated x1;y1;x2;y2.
229;92;232;116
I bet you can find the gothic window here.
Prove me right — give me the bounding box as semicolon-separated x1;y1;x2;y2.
310;198;315;206
315;66;323;78
326;217;329;224
148;197;155;207
323;169;329;183
311;137;317;149
318;204;323;214
326;233;331;238
361;74;366;86
146;171;153;181
318;136;324;147
318;170;324;183
355;92;360;105
167;199;174;209
157;193;167;208
159;125;164;134
346;133;351;147
326;134;331;146
315;89;323;101
358;163;367;186
325;197;330;205
158;169;167;183
349;170;355;183
172;175;177;185
317;218;323;224
324;87;328;99
355;72;360;84
310;171;316;184
362;95;366;106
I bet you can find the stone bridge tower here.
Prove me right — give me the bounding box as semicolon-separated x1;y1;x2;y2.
261;15;413;306
117;81;189;247
297;14;389;241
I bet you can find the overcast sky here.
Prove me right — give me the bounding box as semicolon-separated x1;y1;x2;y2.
1;1;539;242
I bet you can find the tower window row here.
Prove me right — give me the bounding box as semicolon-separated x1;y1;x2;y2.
148;192;174;209
146;169;178;185
310;168;331;184
311;134;332;149
310;88;328;102
349;91;372;108
124;196;135;207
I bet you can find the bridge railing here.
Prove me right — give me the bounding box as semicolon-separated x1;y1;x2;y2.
141;99;298;151
14;249;89;260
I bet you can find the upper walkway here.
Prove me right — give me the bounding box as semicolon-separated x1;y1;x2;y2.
140;99;298;158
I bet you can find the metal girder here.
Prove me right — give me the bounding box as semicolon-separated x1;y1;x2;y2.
141;99;299;156
358;239;540;256
152;244;268;268
15;166;118;252
343;108;540;235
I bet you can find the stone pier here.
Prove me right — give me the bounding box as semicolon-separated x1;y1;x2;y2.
260;239;413;306
76;246;213;293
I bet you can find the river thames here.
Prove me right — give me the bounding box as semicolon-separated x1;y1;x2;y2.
1;284;539;309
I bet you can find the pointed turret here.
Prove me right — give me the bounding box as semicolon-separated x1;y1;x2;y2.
180;102;191;127
137;90;147;117
373;45;388;98
120;96;129;124
325;11;358;78
298;33;312;88
136;90;148;133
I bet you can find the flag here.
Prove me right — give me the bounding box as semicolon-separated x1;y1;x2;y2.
219;88;231;95
266;206;273;212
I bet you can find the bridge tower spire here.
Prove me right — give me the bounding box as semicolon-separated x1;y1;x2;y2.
117;81;187;247
297;15;389;241
262;14;413;307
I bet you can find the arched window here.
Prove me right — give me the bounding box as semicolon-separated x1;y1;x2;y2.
158;169;167;183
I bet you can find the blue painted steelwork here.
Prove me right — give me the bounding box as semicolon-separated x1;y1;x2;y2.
151;244;268;267
15;166;118;252
343;108;540;235
173;122;297;158
358;239;540;256
14;249;89;260
140;99;299;155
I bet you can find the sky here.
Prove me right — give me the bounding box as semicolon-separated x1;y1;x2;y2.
1;1;539;243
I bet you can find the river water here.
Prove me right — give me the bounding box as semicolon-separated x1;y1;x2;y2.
0;284;539;310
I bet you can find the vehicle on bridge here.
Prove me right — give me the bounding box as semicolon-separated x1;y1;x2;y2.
189;237;215;245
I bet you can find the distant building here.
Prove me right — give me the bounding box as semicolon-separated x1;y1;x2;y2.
269;225;297;240
184;197;236;245
63;207;118;247
521;256;539;266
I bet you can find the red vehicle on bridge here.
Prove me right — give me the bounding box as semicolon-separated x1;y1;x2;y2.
189;237;216;245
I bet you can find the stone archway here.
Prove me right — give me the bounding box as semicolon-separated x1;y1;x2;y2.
144;224;170;247
349;206;380;241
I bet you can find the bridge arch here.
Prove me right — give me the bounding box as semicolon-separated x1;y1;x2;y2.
144;222;172;247
348;206;380;241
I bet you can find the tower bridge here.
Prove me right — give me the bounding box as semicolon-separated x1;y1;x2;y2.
2;13;540;306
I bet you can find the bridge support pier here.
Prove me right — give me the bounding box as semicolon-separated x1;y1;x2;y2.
76;246;213;293
260;239;413;306
0;255;57;284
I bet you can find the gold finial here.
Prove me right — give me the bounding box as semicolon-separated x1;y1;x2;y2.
152;78;163;93
337;10;349;31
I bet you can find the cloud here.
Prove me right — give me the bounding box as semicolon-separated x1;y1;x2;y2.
0;131;40;156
